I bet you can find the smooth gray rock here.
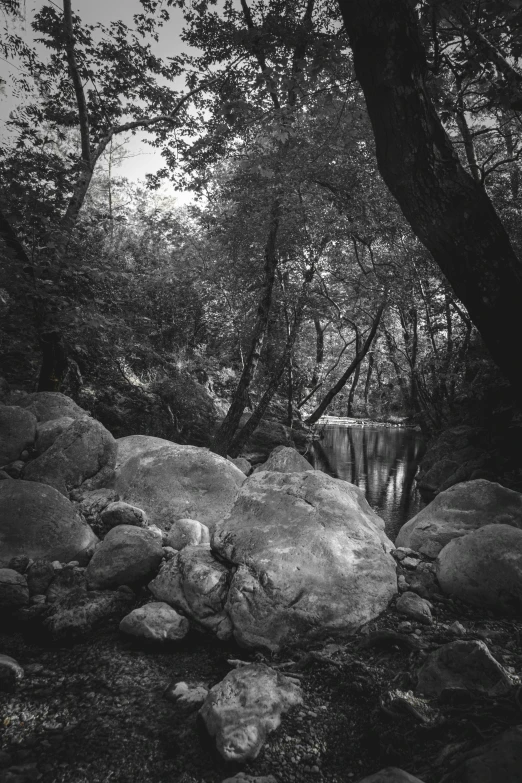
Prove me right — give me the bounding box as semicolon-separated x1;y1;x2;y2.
86;525;163;589
119;602;189;641
0;405;36;465
23;417;117;496
396;480;522;558
253;446;312;474
395;592;432;625
99;501;148;534
436;524;522;613
439;724;522;782
0;569;29;610
114;437;245;531
35;416;74;455
148;545;232;639
417;640;513;697
165;519;210;549
199;663;303;762
213;470;397;651
227;457;252;476
0;654;24;692
17;391;87;422
0;480;98;567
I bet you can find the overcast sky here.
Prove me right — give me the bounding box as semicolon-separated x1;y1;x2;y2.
0;0;196;202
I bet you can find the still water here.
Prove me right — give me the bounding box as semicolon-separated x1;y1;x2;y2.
310;423;425;540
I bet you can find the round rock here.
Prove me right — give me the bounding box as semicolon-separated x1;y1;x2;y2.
113;437;246;531
396;480;522;558
119;602;189;641
0;480;98;567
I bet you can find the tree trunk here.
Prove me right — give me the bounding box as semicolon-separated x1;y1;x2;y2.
337;0;522;399
346;327;361;416
37;330;68;392
310;318;325;386
211;199;281;456
306;301;385;425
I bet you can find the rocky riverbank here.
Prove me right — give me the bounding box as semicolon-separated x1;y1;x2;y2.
2;389;522;783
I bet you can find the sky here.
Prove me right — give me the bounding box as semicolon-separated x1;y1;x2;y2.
0;0;198;203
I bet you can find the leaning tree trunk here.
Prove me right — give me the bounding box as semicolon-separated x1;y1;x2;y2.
337;0;522;400
306;301;385;425
211;199;281;456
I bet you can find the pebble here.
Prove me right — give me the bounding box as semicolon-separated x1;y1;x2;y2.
402;557;421;569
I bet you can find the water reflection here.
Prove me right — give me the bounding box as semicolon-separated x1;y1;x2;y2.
311;424;425;539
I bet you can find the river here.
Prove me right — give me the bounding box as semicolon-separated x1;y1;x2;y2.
310;421;425;540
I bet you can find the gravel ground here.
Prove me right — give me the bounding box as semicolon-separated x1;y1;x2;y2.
2;596;522;783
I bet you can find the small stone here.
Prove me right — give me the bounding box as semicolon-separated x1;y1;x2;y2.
398;621;413;633
20;450;30;461
448;621;466;636
119;602;189;642
0;654;24;692
402;557;421;569
165;681;209;705
3;460;25;478
29;595;46;605
396;592;433;625
0;569;29;610
162;547;178;560
51;562;63;571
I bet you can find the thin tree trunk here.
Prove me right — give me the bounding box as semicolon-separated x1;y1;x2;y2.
228;260;316;457
337;0;522;399
363;351;374;411
306;301;385;425
310;318;325;386
454;74;481;183
212;199;281;456
346;327;361;416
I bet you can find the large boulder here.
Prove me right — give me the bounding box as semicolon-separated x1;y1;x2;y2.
436;524;522;613
396;480;522;558
148;545;232;639
85;525;163;589
440;724;522;783
34;416;74;455
213;470;397;651
17;391;88;422
23;417;117;496
199;663;303;762
253;446;313;474
0;480;98;567
113;437;246;531
0;405;36;465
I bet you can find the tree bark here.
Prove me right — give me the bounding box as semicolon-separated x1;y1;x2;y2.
346;327;361;416
337;0;522;399
306;301;385;425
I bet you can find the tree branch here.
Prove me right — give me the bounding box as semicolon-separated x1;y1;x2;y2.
63;0;91;166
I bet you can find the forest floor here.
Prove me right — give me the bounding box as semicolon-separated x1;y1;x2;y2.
1;594;521;783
